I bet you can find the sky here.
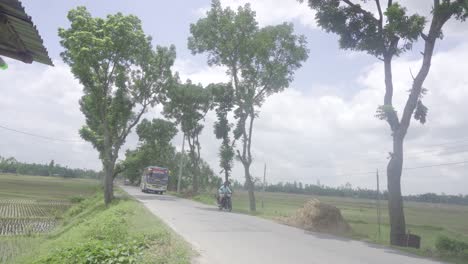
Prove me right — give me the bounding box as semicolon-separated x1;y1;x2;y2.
1;0;468;195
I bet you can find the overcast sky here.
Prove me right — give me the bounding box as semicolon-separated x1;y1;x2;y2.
1;0;467;195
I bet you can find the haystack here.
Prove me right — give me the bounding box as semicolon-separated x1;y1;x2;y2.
286;199;351;234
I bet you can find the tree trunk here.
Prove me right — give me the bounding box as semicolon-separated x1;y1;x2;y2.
244;163;256;211
102;118;114;206
192;161;199;194
224;169;229;183
104;162;114;205
387;133;406;246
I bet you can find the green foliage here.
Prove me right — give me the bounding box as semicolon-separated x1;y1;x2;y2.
59;6;176;202
24;192;190;264
37;240;146;264
414;100;428;124
375;105;397;121
121;118;178;184
120;116;221;191
305;0;425;57
0;56;7;70
163;80;213;192
164;80;212;140
211;83;236;181
136;119;178;146
189;0;308;208
171;153;221;192
436;236;468;256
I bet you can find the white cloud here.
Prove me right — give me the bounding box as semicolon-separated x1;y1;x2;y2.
0;59;100;170
196;0;317;29
173;59;229;85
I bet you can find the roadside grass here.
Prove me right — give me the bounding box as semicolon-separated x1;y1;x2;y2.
190;190;468;263
17;191;191;264
0;174;191;263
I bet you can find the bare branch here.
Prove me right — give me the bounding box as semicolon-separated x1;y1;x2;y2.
409;67;415;80
375;0;383;27
388;0;393;8
246;112;255;165
343;0;379;21
400;5;451;135
383;56;400;132
420;33;428;41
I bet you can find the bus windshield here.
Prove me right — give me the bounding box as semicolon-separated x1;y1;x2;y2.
147;172;168;184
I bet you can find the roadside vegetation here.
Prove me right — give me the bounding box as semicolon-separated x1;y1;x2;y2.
0;174;190;263
191;190;468;263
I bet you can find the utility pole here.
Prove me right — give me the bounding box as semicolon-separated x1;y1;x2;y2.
177;134;185;193
261;163;266;208
376;169;381;241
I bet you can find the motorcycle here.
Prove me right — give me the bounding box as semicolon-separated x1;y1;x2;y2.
218;192;232;212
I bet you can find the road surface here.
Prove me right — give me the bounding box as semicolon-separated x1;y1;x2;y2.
121;186;443;264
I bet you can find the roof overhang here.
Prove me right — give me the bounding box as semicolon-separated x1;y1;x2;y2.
0;0;53;66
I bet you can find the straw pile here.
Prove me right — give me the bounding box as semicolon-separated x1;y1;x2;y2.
286;199;351;234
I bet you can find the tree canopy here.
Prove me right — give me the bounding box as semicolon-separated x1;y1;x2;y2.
189;0;309;211
163;80;213;193
58;6;176;204
121;118;178;184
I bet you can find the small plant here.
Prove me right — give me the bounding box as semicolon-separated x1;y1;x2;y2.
36;239;147;264
435;236;468;256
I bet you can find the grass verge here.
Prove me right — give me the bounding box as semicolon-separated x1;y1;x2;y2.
13;190;191;264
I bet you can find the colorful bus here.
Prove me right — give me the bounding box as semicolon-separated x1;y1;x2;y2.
140;166;169;194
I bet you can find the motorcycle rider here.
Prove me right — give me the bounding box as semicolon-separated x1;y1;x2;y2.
217;180;232;206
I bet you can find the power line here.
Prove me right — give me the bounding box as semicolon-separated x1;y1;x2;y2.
332;137;468;162
273;160;468;184
403;160;468;171
309;160;468;179
0;124;83;143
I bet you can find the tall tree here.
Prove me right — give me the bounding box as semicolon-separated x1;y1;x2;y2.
163;80;212;193
303;0;467;245
188;0;309;211
59;7;176;204
211;83;236;183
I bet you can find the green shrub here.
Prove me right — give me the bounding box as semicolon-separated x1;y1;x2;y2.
435;236;468;254
35;239;146;264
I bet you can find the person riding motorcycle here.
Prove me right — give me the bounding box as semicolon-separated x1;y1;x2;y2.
217;181;232;206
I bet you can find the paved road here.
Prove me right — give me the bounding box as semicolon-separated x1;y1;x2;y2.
122;186;442;264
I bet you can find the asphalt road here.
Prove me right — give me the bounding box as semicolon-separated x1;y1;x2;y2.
122;186;443;264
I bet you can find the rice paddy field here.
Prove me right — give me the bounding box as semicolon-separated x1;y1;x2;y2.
0;173;98;263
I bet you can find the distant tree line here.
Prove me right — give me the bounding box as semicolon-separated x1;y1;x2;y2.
0;156;102;179
261;181;468;206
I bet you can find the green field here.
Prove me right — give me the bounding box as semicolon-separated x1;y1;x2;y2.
193;190;468;262
0;174;190;263
0;174;98;200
